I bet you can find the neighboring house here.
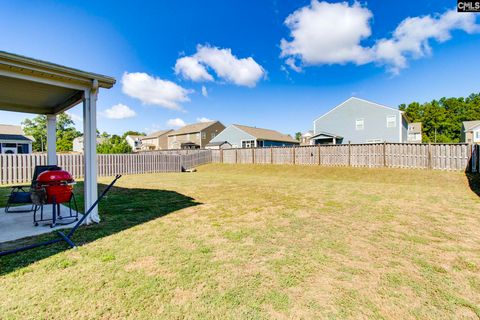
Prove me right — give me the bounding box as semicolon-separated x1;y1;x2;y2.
461;121;480;143
140;130;173;151
300;130;314;146
205;141;232;149
209;124;299;148
0;124;33;154
312;97;408;144
73;136;107;153
407;122;422;143
168;121;225;149
125;135;144;152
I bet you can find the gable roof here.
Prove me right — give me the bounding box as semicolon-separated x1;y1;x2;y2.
0;124;32;141
0;124;24;135
168;121;221;136
206;141;231;147
233;124;299;143
463;120;480;132
314;97;404;123
141;130;173;139
311;131;343;139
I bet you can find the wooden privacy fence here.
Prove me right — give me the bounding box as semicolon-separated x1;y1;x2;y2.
212;143;477;171
1;144;478;185
0;151;209;185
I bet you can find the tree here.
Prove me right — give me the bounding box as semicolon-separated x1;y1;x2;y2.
295;132;302;141
399;93;480;143
22;113;81;152
96;134;132;154
122;130;145;139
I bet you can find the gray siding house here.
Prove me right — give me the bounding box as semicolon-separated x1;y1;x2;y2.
209;124;299;148
312;97;408;144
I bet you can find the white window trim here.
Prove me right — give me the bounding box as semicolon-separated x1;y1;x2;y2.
240;139;256;148
387;115;397;128
355;118;364;131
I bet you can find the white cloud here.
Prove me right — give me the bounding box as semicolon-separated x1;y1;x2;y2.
373;9;480;73
122;72;192;110
174;44;265;87
201;86;208;97
280;1;373;67
65;111;82;123
280;2;480;73
196;117;212;123
144;124;162;134
167;118;186;128
175;56;214;82
102;103;136;119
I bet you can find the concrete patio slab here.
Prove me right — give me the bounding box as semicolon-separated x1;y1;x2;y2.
0;204;82;243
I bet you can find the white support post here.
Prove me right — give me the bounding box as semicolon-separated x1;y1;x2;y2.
83;81;99;224
46;114;57;165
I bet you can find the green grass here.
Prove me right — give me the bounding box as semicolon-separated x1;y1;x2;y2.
1;164;480;319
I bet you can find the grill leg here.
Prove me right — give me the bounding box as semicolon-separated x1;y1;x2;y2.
51;197;57;228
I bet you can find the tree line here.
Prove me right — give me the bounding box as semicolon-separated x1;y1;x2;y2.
399;93;480;143
22;114;144;153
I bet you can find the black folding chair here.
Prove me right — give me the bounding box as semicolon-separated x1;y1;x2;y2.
5;165;61;213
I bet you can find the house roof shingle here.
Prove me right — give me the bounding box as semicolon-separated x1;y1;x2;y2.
168;121;220;136
463;120;480;132
0;124;24;135
234;124;299;144
0;124;32;141
142;130;173;140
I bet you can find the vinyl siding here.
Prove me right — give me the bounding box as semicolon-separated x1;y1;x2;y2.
314;98;405;143
209;125;255;148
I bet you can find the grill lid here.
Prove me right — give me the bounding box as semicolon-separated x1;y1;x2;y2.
37;170;74;184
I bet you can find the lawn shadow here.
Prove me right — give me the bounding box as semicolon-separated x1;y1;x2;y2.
466;172;480;197
0;181;200;275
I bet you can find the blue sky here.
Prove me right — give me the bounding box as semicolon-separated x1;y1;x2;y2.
1;0;479;136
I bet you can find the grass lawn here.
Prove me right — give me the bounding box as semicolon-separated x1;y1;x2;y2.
1;164;480;319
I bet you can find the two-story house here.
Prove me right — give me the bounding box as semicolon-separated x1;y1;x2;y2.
168;121;225;149
140;130;172;151
312;97;409;144
461;121;480;144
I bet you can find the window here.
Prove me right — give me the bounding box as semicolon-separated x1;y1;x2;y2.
201;132;206;139
387;115;396;128
355;119;364;131
211;132;216;139
366;139;382;143
197;133;200;139
241;140;255;148
476;131;480;139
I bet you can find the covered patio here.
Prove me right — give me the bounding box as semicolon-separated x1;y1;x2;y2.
310;131;343;145
0;51;115;242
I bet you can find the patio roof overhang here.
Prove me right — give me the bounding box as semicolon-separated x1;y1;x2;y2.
0;51;116;224
0;51;115;114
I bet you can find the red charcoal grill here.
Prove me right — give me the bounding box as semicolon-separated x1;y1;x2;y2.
33;169;79;227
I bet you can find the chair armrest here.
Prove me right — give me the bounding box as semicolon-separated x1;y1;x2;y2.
10;185;29;192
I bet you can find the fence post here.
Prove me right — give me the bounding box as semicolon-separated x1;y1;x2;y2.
383;142;387;167
270;148;274;164
292;147;296;165
348;141;351;167
236;148;238;164
220;148;224;163
252;148;255;164
428;143;432;169
318;145;321;165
